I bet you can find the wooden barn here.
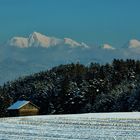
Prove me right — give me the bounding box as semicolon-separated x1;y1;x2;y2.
7;100;39;117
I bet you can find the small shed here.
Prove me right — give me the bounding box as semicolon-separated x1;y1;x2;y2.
7;100;39;117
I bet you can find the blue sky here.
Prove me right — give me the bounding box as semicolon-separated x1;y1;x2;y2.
0;0;140;47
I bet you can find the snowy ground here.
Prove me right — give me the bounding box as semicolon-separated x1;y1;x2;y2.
0;112;140;140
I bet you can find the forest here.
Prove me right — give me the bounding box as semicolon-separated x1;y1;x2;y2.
1;59;140;117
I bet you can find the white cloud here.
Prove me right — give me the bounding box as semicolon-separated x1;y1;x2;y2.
101;44;115;50
8;37;28;48
129;39;140;48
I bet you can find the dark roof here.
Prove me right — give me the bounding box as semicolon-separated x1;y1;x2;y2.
8;100;29;110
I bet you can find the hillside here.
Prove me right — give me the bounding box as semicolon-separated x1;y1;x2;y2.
1;59;140;117
1;112;140;139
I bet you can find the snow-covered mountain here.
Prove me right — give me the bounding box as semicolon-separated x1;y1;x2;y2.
7;32;89;49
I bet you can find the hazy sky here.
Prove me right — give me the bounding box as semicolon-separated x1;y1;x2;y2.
0;0;140;47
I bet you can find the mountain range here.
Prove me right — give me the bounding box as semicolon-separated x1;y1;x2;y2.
0;31;140;84
7;32;89;49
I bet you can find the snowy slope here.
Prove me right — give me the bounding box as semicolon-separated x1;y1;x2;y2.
0;112;140;140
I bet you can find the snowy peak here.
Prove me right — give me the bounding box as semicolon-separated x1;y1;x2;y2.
7;32;89;49
28;32;51;48
29;32;49;42
128;39;140;49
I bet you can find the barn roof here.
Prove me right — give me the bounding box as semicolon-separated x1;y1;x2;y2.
8;100;30;110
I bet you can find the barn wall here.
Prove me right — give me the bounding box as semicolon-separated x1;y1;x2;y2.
19;103;39;116
21;103;37;109
19;109;39;116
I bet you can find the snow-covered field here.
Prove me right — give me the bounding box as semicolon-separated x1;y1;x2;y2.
0;112;140;140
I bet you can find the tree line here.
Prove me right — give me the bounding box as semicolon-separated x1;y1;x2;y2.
1;59;140;117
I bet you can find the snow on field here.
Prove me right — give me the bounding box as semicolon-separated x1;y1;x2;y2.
0;112;140;140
